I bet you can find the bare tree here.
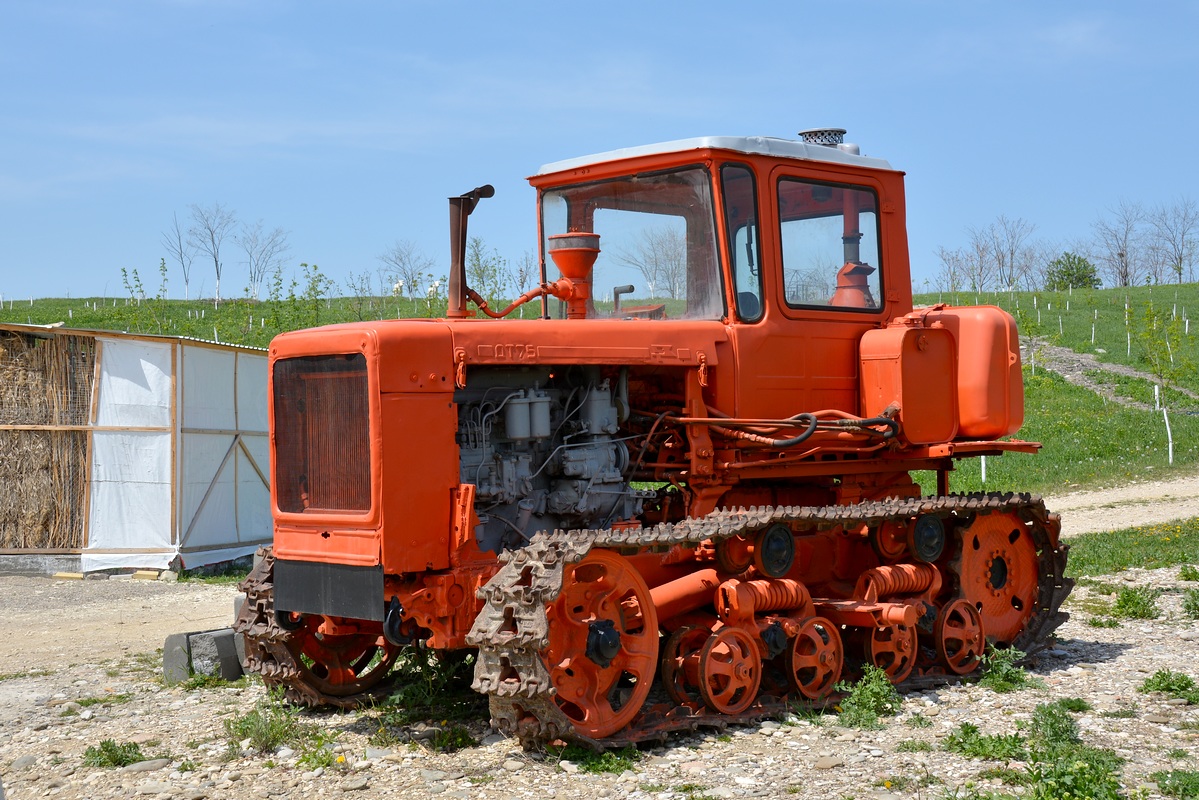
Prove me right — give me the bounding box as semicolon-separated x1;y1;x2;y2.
1092;200;1146;287
378;239;435;301
237;221;290;300
512;249;539;294
935;246;964;296
1149;196;1199;285
188;203;237;303
970;215;1036;291
618;226;687;299
161;212;195;300
961;230;994;293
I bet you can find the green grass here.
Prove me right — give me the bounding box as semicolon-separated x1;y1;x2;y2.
1153;769;1199;798
77;693;133;707
1068;520;1199;577
896;739;933;752
550;744;641;774
82;740;146;768
1185;589;1199;619
943;723;1027;761
1182;565;1199;581
1112;586;1161;619
834;664;902;729
1140;669;1199;702
977;647;1043;694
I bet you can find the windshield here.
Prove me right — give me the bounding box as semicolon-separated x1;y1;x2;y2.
540;166;724;320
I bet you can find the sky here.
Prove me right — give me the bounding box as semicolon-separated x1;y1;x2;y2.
2;1;1197;302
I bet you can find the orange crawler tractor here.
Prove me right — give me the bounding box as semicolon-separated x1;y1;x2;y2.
235;129;1071;747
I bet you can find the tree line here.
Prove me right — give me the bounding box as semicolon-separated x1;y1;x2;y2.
935;197;1198;294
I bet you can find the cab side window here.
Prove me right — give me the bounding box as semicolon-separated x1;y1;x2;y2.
777;178;882;310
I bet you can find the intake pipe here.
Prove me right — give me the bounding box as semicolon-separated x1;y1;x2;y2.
447;184;494;318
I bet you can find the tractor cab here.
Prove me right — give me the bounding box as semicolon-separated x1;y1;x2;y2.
527;128;907;326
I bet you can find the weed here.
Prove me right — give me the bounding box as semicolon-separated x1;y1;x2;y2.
431;725;475;752
368;647;485;741
0;669;53;682
1027;702;1081;750
1099;708;1136;719
82;740;146;768
1167;748;1190;760
1182;565;1199;582
178;559;251;584
1025;748;1123;800
1184;590;1199;620
468;774;495;785
978;766;1029;786
716;734;732;743
1113;586;1161;619
639;783;667;793
1141;669;1197;697
1154;769;1199;798
1076;578;1122;594
835;664;902;729
896;739;934;752
977;647;1043;693
224;693;305;754
1087;617;1121;628
550;744;640;774
1055;698;1093;713
177;758;199;772
77;693;132;707
183;672;249;691
943;723;1027;761
906;712;933;728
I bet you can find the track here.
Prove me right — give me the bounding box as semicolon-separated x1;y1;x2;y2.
466;492;1071;749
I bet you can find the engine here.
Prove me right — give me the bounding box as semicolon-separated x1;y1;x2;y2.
455;366;649;554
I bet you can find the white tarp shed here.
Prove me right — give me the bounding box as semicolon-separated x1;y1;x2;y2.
82;335;270;571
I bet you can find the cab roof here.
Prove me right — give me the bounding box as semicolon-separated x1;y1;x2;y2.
535;135;894;177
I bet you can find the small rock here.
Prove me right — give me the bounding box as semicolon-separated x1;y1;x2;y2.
560;761;579;774
1146;713;1172;723
1165;698;1190;706
480;733;507;746
11;755;38;771
275;747;295;759
121;758;173;773
342;775;369;791
924;706;941;717
420;769;448;781
503;758;524;771
365;747;393;760
814;756;844;770
136;781;174;795
311;767;325;778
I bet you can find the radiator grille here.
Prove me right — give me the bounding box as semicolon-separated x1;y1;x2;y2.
273;353;371;513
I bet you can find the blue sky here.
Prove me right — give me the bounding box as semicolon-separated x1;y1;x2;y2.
2;1;1196;301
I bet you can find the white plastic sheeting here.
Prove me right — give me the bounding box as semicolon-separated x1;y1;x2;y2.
80;337;270;572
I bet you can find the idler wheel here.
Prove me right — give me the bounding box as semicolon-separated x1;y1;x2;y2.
935;598;986;675
543;549;659;739
697;626;762;714
785;617;844;700
754;524;796;578
715;536;753;574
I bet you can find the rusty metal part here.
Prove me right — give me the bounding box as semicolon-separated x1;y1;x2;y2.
935;598;986;675
661;625;710;705
697;626;762;715
466;492;1071;749
864;622;917;682
650;569;721;624
785;616;843;700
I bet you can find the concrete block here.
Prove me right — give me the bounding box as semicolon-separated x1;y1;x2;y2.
52;572;84;580
162;632;192;685
131;570;160;581
232;596;248;667
162;628;245;684
188;628;243;681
